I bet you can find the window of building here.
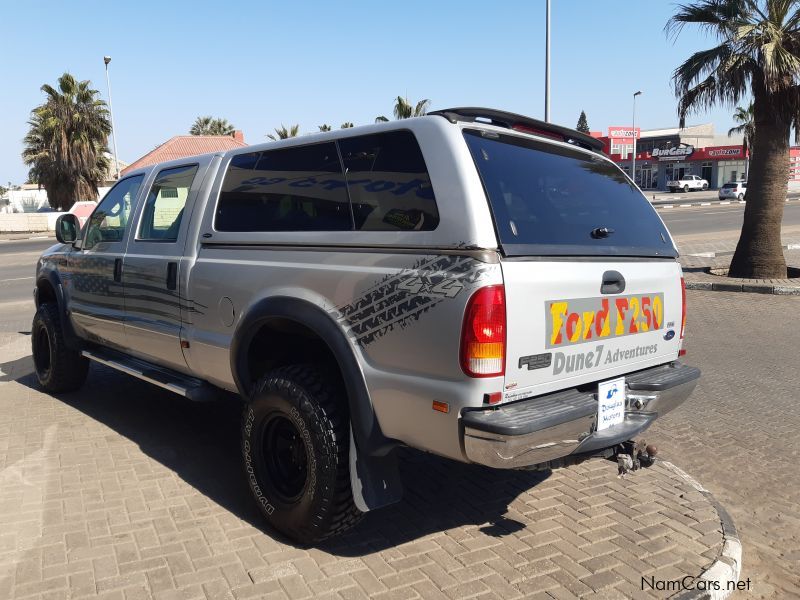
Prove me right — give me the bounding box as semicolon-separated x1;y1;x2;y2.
215;142;351;232
84;175;144;249
338;131;438;231
138;164;199;242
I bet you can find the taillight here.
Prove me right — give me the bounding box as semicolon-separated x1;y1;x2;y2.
460;285;506;377
680;277;686;339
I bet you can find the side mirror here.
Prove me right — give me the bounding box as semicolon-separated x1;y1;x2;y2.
55;214;79;244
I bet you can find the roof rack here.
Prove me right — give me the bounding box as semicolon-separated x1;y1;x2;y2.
429;107;605;153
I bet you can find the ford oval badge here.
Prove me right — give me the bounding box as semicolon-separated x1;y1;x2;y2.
664;330;675;341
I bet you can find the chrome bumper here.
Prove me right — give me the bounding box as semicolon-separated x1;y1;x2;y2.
462;362;700;469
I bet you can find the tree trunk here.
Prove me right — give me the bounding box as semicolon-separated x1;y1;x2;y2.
728;91;789;279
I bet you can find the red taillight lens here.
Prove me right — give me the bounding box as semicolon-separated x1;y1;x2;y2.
680;277;686;339
460;285;506;377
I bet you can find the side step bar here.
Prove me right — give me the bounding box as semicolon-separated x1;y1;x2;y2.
82;348;218;402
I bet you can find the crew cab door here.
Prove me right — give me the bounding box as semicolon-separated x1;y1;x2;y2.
121;162;205;372
68;175;145;349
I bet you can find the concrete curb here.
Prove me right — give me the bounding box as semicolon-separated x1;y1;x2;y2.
654;197;800;209
662;461;742;600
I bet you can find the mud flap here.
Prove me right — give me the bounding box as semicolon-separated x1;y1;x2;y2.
349;428;403;512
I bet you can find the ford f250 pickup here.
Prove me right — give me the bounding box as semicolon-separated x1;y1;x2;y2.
33;108;700;543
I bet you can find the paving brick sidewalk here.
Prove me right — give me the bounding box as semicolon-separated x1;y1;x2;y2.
0;317;730;600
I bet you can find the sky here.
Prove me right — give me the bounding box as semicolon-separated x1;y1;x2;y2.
0;0;747;186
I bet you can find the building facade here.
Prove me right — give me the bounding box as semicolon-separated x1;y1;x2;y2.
591;124;758;191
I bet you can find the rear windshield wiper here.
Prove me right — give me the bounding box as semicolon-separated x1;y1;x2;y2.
591;227;615;239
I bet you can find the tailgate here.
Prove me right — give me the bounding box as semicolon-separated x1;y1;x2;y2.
501;259;683;402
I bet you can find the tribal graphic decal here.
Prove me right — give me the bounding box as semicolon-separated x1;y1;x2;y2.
336;255;496;347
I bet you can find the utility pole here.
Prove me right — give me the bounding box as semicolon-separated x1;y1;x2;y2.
545;0;551;122
632;91;642;186
104;56;121;179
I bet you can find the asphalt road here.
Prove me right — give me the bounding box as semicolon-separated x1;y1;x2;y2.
0;239;55;309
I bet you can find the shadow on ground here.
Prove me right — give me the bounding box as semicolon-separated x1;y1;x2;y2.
4;357;551;555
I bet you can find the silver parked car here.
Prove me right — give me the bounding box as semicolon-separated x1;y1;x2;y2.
33;108;700;543
718;180;747;200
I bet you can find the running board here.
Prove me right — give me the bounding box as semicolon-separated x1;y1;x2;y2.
81;349;217;402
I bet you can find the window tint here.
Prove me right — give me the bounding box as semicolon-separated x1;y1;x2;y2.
339;131;438;231
84;175;144;249
215;142;351;232
463;130;675;257
138;164;198;241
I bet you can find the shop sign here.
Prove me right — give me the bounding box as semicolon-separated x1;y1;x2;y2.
708;148;742;157
652;145;694;160
608;127;640;138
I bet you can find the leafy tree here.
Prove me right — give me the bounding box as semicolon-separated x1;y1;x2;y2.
576;110;590;133
375;96;430;122
190;116;236;136
318;124;333;132
22;73;111;211
340;122;354;128
668;0;800;279
267;124;300;140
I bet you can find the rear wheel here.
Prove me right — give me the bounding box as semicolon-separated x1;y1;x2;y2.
31;303;89;393
702;183;708;190
738;193;744;200
241;365;361;544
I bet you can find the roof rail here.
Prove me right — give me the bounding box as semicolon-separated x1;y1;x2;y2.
428;107;605;153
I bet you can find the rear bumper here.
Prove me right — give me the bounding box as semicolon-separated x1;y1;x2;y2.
461;362;700;469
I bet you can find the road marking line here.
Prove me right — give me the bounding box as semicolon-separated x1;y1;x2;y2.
700;202;711;206
720;201;731;205
680;204;694;207
28;236;49;240
0;277;35;282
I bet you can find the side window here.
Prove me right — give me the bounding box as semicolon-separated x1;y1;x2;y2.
84;175;144;249
138;164;199;241
215;142;351;232
339;131;439;231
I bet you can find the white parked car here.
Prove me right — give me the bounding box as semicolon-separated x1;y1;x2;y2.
667;175;709;193
718;181;747;200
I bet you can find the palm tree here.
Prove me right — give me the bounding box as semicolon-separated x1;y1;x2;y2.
22;73;111;211
190;116;236;136
728;102;755;177
340;122;354;129
375;96;430;122
318;124;332;132
668;0;800;279
267;124;300;140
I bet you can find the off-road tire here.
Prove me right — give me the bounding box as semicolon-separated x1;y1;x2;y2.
242;365;361;544
31;302;89;393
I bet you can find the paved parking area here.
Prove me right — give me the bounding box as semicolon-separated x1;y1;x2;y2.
0;306;730;600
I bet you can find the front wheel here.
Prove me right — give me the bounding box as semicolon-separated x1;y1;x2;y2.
738;193;744;200
683;185;690;193
702;183;708;191
31;303;89;393
242;365;361;544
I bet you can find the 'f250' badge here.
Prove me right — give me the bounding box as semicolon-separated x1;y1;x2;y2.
546;294;664;349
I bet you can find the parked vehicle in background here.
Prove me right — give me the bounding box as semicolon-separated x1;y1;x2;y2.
667;174;709;193
718;181;747;200
32;107;700;544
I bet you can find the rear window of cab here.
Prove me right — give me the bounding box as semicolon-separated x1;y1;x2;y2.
463;129;677;258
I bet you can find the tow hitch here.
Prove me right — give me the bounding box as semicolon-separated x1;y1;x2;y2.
614;439;657;477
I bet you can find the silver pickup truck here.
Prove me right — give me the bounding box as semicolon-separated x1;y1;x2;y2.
33;108;700;544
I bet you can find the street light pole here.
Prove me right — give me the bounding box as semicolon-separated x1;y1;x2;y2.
104;56;121;180
545;0;551;122
632;91;642;187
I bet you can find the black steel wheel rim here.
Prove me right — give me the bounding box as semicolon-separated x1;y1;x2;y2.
34;327;51;376
262;415;308;503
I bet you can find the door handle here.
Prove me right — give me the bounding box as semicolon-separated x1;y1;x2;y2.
166;262;178;291
600;270;625;294
113;258;123;282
